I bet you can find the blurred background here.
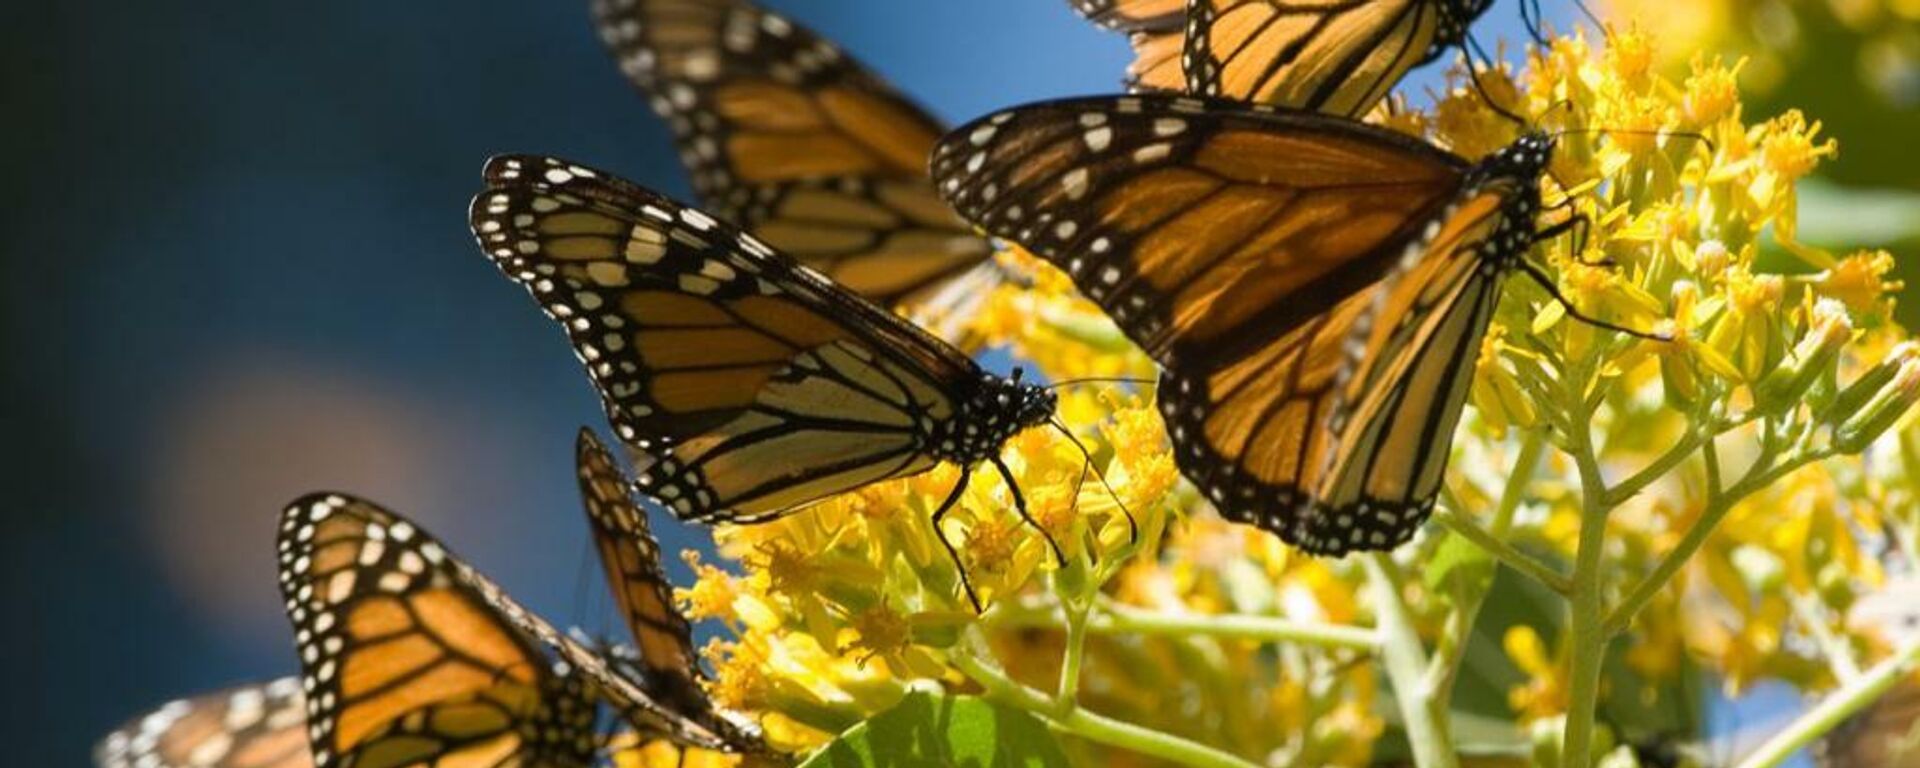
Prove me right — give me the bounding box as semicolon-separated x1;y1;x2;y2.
3;0;1913;764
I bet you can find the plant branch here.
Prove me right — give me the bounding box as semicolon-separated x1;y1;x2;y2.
1734;637;1920;768
954;651;1263;768
1364;554;1459;768
1603;428;1704;506
1099;603;1380;652
1432;507;1570;594
1603;450;1827;634
1561;382;1611;768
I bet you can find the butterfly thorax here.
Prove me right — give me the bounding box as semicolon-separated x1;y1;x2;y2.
1460;132;1555;271
929;372;1056;466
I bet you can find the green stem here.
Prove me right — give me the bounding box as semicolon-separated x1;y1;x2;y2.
1432;507;1570;594
1364;554;1459;768
1603;428;1705;506
1734;638;1920;768
1099;603;1379;652
989;600;1379;652
1056;600;1090;711
1561;405;1612;768
954;652;1262;768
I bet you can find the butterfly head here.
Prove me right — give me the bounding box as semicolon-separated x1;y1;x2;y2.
1479;132;1557;181
936;367;1058;465
1007;367;1059;433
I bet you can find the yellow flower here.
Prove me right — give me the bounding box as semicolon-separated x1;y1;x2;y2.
1821;249;1905;319
1505;626;1569;722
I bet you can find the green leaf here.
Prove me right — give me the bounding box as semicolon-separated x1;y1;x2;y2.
1424;530;1494;593
796;692;1071;768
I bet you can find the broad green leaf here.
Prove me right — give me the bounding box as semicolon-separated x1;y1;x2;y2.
797;692;1070;768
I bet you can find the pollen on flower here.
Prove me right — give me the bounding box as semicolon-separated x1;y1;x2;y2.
843;605;911;663
680;551;741;623
1821;249;1904;318
1760;110;1837;179
1682;56;1743;125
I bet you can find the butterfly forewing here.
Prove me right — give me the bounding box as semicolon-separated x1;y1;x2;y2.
591;0;990;305
95;679;313;768
933;95;1465;361
274;493;599;768
473;156;978;525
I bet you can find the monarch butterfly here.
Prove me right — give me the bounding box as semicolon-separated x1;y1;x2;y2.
1073;0;1495;118
275;492;603;767
931;93;1619;554
94;678;312;768
590;0;992;308
574;427;762;753
470;156;1059;608
1064;0;1188;95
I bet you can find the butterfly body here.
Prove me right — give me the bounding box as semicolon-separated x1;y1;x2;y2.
933;93;1554;554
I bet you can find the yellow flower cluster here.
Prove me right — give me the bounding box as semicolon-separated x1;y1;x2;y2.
620;25;1914;768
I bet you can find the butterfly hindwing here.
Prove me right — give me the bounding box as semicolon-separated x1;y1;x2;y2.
473;156;997;525
274;493;599;768
933;94;1550;554
591;0;990;305
95;678;312;768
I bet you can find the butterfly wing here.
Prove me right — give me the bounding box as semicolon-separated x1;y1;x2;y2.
1067;0;1188;93
274;493;598;768
473;156;974;524
575;429;713;714
95;679;312;768
934;95;1536;552
1184;0;1474;117
933;95;1467;361
1070;0;1187;30
1156;182;1520;552
592;0;990;306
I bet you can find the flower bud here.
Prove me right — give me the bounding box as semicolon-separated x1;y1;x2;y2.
1754;299;1852;413
1835;349;1920;453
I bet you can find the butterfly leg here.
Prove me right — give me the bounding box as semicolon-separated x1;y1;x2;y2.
1049;417;1138;545
1536;214;1605;266
1461;33;1528;127
993;454;1068;567
929;471;982;613
1517;262;1671;341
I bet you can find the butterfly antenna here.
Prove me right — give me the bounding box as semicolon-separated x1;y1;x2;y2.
1050;417;1138;545
1519;0;1548;46
993;455;1067;568
1462;33;1528;127
1517;261;1670;341
927;473;984;613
